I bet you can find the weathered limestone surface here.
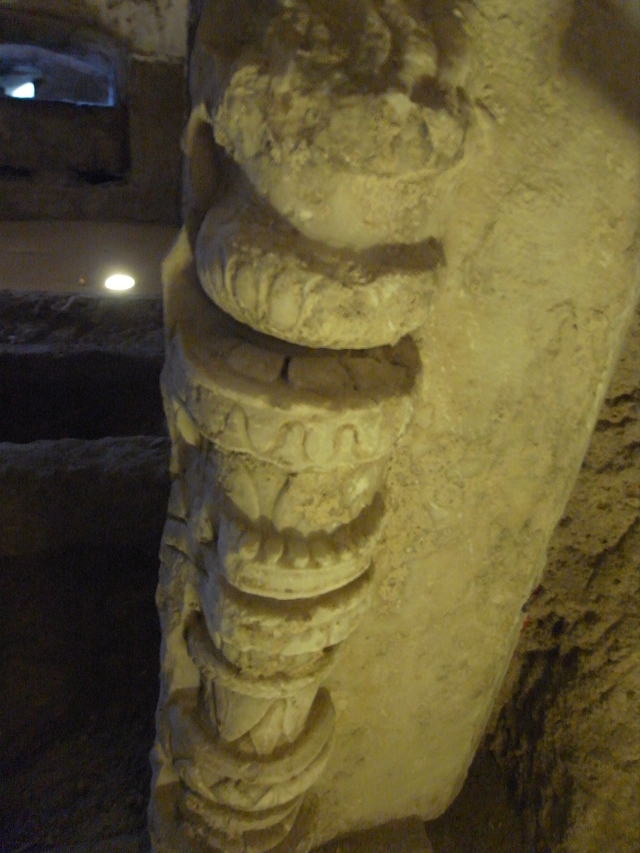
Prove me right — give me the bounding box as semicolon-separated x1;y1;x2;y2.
317;817;433;853
152;1;452;849
88;0;188;60
150;242;423;850
308;1;638;842
152;0;639;849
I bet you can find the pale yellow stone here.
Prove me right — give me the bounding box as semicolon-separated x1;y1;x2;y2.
152;2;640;852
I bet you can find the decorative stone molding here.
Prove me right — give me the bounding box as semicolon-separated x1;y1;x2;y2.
196;172;444;349
162;264;419;472
195;0;470;250
150;254;416;851
151;1;470;850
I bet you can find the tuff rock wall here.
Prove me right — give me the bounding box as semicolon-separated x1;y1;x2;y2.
489;301;640;853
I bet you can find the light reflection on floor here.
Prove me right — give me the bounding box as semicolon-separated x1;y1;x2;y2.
0;221;178;296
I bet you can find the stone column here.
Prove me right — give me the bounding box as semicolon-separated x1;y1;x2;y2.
149;1;470;850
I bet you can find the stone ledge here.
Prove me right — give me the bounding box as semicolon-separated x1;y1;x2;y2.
0;290;163;357
0;436;170;556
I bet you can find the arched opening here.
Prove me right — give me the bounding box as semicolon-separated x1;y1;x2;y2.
0;3;125;105
1;42;118;105
0;2;128;181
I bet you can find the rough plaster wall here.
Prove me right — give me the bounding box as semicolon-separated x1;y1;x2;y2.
489;303;640;853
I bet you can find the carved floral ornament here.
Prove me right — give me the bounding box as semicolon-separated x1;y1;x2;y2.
150;1;474;850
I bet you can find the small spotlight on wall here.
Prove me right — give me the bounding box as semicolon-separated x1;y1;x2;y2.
105;273;135;291
7;81;35;99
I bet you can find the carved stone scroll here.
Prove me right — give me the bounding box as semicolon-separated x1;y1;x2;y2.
151;1;469;850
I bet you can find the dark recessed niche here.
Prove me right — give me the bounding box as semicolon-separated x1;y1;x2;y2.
0;5;125;106
0;292;166;443
0;164;33;179
0;5;129;178
0;43;120;106
0;350;165;442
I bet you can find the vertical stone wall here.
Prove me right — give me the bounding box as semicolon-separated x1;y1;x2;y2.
87;0;188;61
